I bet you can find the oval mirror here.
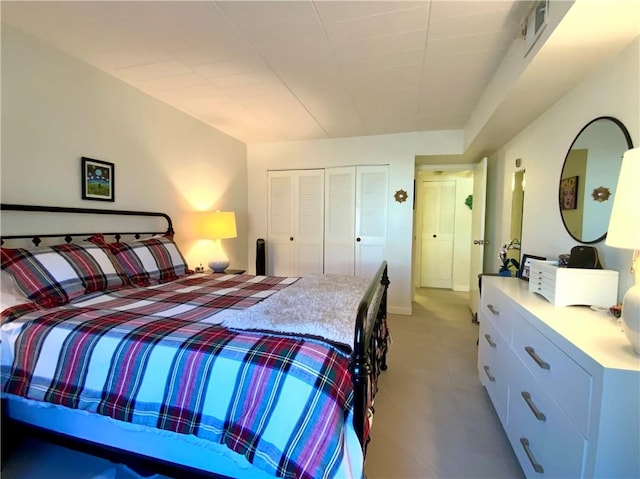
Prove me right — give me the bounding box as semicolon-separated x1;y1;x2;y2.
559;116;633;244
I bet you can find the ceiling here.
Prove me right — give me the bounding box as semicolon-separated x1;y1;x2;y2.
1;0;528;145
2;1;639;163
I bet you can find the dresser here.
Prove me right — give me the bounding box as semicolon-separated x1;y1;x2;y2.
478;277;640;478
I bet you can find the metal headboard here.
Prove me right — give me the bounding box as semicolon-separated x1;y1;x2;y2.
0;203;174;247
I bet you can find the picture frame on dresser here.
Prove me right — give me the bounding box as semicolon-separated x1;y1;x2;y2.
518;254;546;280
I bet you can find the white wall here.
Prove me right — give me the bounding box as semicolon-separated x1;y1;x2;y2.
1;25;249;270
488;37;639;301
247;131;464;315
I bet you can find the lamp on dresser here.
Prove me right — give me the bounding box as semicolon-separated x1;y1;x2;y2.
202;211;237;273
606;147;640;354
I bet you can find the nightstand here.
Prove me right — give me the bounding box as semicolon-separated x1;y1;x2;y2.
223;269;245;275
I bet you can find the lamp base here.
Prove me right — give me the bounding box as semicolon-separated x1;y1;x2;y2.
208;259;230;273
208;238;230;273
621;283;640;356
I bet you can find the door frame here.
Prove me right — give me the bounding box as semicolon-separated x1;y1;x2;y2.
412;163;478;299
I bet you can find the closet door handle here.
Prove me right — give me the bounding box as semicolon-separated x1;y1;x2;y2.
520;438;544;474
487;304;499;316
356;237;361;242
484;334;497;348
521;391;546;421
483;365;495;382
289;237;294;241
525;346;550;370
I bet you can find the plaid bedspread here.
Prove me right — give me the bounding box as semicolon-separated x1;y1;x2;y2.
1;274;360;479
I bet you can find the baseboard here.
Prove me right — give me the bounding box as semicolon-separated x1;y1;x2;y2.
388;305;412;316
452;284;470;292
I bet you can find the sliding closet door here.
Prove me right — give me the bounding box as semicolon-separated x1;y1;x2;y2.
268;171;295;276
355;165;388;278
324;167;356;275
267;169;324;277
294;170;324;276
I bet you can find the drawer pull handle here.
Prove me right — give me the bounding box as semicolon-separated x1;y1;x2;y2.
520;438;544;474
487;304;500;316
525;346;551;370
521;391;546;421
483;365;495;382
484;334;497;348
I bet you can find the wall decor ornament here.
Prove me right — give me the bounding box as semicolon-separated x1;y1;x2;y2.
592;186;611;202
81;157;114;202
394;189;408;203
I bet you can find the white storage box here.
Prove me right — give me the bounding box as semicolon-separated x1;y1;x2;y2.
528;260;619;307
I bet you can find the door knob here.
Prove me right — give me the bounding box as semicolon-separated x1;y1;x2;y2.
433;234;437;238
289;237;294;241
356;237;361;242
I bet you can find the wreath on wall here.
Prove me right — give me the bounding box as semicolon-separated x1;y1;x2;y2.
394;189;408;203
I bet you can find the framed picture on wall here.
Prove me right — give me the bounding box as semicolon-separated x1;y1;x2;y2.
560;176;578;210
518;254;546;281
81;157;114;202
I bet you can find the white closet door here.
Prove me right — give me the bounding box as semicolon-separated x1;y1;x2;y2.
324;167;356;275
293;170;324;276
355;165;388;278
267;171;294;276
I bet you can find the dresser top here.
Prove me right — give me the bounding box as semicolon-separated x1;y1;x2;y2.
484;277;640;372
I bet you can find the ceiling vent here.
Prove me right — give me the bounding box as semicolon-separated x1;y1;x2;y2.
522;0;549;57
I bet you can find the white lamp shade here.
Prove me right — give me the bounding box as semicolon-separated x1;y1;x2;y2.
606;147;640;355
606;147;640;249
202;211;237;240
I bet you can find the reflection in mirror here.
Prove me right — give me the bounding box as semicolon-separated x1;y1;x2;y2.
559;117;633;244
509;170;525;265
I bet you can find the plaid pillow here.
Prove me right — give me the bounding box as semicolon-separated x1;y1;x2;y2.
1;243;131;308
101;236;191;286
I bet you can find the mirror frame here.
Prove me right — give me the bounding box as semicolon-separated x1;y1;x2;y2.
559;116;633;244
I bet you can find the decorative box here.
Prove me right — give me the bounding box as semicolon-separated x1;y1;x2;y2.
528;260;619;307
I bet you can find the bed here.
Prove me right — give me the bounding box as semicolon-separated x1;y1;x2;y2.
0;204;390;479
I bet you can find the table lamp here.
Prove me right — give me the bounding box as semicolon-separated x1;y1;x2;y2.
606;147;640;354
203;211;237;273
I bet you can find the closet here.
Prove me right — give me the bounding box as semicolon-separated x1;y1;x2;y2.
267;165;388;277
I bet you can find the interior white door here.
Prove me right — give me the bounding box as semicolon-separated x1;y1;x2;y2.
469;157;488;316
355;165;388;278
420;180;456;288
324;167;356;275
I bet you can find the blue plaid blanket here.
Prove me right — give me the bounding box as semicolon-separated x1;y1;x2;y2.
1;274;362;478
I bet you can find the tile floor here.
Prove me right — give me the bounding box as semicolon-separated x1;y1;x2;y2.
364;288;524;479
1;288;524;479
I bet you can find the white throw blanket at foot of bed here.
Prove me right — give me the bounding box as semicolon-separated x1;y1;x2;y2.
220;274;373;350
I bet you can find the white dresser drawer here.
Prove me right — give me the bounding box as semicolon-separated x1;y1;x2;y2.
481;285;512;343
508;358;586;478
511;312;592;436
478;315;510;424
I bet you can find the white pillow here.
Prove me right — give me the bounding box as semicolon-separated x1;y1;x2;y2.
1;271;27;298
1;290;31;310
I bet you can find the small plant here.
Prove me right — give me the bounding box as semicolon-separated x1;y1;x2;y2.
499;239;521;273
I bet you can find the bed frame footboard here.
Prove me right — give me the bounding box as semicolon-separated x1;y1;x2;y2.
351;261;390;454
